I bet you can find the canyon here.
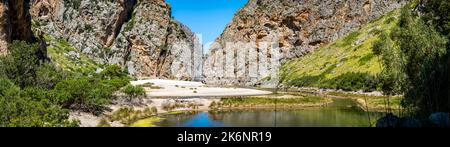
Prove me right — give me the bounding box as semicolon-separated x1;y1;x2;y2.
1;0;405;86
203;0;406;87
29;0;203;80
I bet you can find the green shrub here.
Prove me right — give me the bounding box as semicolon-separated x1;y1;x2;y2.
0;80;78;127
324;72;378;92
0;78;16;97
122;84;146;101
53;77;113;113
288;72;379;92
99;64;128;80
36;63;68;89
0;41;40;88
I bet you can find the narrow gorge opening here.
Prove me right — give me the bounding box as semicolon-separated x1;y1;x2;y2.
166;0;248;55
166;0;248;82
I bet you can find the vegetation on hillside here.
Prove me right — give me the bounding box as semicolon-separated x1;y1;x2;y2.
280;9;400;92
43;34;100;74
281;0;450;118
122;84;146;102
0;41;131;126
374;0;450;116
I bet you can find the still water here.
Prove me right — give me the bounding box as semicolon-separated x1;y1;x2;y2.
156;99;384;127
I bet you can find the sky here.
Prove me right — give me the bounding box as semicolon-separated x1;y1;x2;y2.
166;0;248;54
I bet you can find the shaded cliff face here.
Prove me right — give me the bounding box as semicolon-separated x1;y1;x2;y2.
203;0;406;87
30;0;202;80
0;0;34;55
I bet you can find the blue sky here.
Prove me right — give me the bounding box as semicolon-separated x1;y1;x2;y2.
166;0;248;53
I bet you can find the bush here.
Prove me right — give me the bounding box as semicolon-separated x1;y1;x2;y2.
324;72;378;92
122;84;146;102
36;63;68;89
53;77;113;114
377;3;450;116
288;72;378;92
0;80;78;127
0;78;17;97
99;64;128;80
99;77;130;91
0;41;40;88
0;42;132;126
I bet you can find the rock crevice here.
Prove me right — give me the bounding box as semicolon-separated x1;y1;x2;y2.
1;0;35;54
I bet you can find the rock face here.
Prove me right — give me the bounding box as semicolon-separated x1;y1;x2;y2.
0;0;35;55
30;0;203;80
203;0;406;87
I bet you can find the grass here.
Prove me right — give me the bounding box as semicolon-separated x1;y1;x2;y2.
215;93;332;109
43;34;100;73
130;117;164;127
281;9;401;90
140;82;164;89
326;91;403;111
109;107;158;126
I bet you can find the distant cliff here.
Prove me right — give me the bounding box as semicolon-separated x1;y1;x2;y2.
30;0;202;80
203;0;406;87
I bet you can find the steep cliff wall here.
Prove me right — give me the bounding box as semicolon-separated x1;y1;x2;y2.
30;0;202;80
0;0;35;55
203;0;406;87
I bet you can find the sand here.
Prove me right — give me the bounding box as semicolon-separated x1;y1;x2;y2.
72;79;272;127
131;79;272;98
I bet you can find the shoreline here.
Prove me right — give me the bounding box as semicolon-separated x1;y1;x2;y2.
70;79;401;127
70;96;333;127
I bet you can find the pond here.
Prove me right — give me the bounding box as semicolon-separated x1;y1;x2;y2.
155;99;385;127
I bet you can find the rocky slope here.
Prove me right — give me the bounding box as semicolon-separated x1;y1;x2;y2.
203;0;406;87
0;0;35;55
281;9;401;89
30;0;202;80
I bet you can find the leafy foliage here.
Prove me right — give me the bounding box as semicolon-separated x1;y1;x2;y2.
53;65;131;114
0;78;79;127
0;40;131;126
99;64;127;80
374;0;450;116
53;77;109;114
0;41;40;88
325;72;379;92
122;84;146;101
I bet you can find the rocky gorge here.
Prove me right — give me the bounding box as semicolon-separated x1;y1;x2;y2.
203;0;406;87
1;0;407;85
29;0;203;80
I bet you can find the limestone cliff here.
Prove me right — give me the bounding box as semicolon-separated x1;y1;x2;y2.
203;0;406;87
0;0;35;55
30;0;203;80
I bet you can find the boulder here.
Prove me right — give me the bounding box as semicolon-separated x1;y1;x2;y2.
376;113;400;128
429;112;450;127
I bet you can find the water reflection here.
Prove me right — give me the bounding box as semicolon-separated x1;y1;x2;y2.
157;99;384;127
